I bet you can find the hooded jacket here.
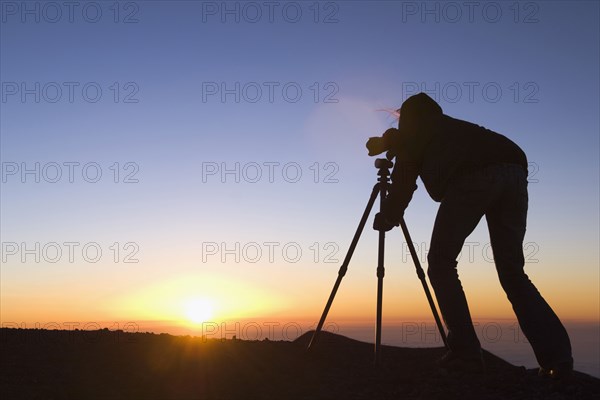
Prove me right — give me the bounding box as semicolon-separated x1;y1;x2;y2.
385;93;528;213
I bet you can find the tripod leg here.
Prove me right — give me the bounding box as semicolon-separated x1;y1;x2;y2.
375;184;387;365
307;184;380;350
374;226;386;365
399;219;449;348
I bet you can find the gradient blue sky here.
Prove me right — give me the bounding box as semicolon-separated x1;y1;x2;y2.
1;1;598;332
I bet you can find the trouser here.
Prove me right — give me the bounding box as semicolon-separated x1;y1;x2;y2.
427;163;572;368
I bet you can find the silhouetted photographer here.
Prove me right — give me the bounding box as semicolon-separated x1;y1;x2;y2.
367;93;573;378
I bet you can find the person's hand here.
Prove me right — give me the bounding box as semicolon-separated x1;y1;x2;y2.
373;212;399;232
366;137;388;156
385;149;397;161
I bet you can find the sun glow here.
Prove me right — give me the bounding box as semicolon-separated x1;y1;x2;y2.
109;273;290;326
184;298;214;324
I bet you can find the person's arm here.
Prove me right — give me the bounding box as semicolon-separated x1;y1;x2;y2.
369;128;421;230
382;159;419;223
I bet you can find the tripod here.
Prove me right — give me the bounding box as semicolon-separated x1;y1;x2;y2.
307;158;448;365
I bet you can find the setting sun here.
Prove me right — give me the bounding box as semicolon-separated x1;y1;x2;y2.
184;298;214;324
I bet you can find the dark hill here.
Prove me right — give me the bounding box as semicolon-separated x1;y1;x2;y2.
1;328;598;399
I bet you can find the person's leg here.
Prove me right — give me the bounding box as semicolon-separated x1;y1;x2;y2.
486;165;572;370
427;169;499;355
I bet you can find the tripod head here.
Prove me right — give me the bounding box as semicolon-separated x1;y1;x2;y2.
375;158;393;184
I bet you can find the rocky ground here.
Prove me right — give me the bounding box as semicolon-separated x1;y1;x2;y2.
1;328;598;399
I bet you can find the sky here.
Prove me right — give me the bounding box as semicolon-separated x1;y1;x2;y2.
1;0;599;344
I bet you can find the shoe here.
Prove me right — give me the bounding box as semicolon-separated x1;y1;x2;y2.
538;359;573;380
436;349;485;373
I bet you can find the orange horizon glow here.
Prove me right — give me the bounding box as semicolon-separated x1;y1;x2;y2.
1;259;598;330
1;286;597;327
